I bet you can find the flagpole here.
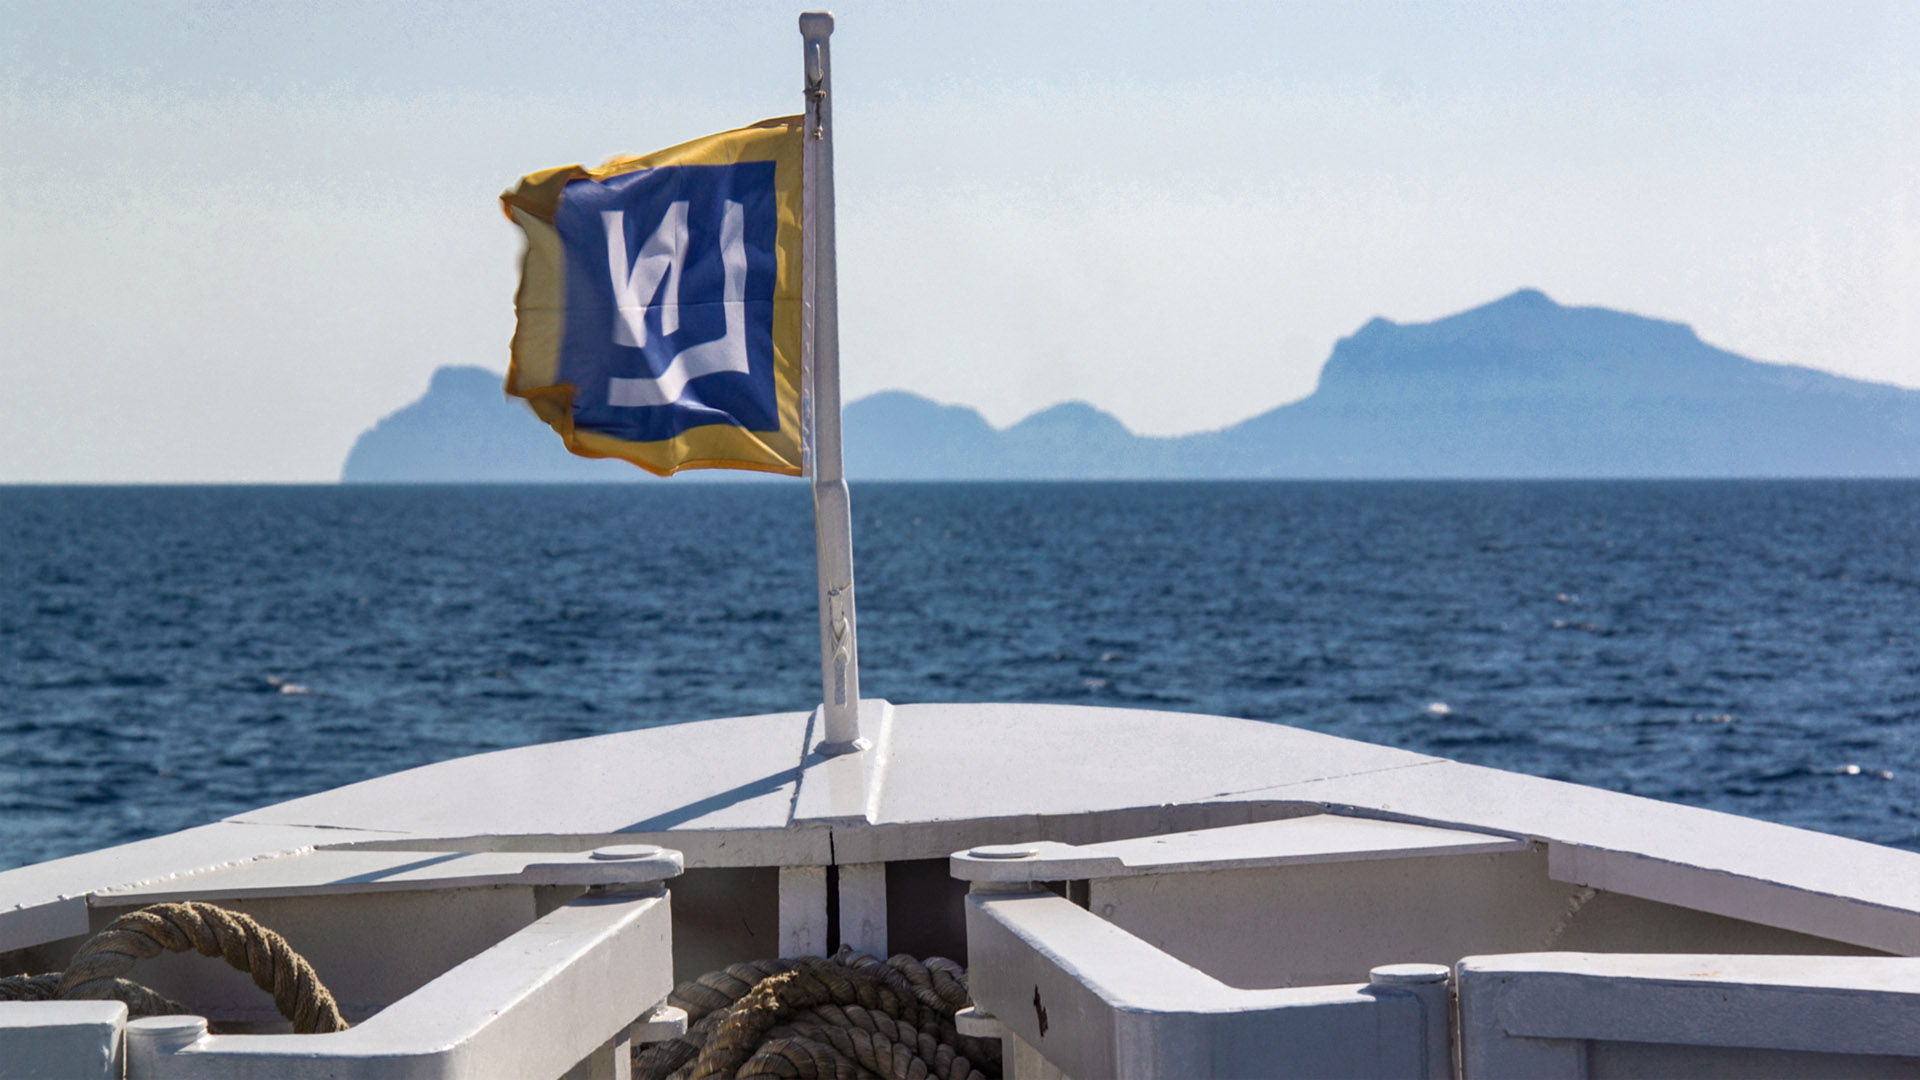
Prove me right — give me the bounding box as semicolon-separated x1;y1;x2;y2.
801;10;865;755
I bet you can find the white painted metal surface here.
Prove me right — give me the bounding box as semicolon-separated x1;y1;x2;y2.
777;866;828;957
1370;964;1452;1080
6;702;1920;1076
93;846;683;903
10;703;1914;965
1457;952;1920;1078
0;1000;125;1079
1;838;682;1078
1275;756;1920;955
1007;1034;1068;1080
789;699;894;827
799;8;864;756
628;1003;688;1044
950;813;1528;884
127;1016;213;1077
965;888;1447;1079
953;1005;1001;1039
1089;848;1578;991
96;887;560;1026
838;863;887;958
232;709;817;865
127;890;674;1079
0;821;399;955
70;846;686;1032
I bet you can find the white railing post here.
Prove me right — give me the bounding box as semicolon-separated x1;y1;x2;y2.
800;9;865;755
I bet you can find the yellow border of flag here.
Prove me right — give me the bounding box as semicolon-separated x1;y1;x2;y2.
500;116;805;477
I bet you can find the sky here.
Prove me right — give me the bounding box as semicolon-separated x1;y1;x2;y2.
2;0;1914;482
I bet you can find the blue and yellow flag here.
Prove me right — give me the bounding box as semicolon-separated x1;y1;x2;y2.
501;118;805;476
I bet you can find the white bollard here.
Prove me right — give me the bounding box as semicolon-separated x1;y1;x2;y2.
126;1014;208;1078
1368;963;1453;1080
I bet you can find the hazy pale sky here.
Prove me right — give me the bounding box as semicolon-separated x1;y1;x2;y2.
2;0;1914;481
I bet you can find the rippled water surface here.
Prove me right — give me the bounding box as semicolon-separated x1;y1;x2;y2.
3;481;1917;869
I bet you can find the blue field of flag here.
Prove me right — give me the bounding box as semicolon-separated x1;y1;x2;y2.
554;161;782;442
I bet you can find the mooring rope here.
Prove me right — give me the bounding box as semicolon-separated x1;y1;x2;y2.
1;901;999;1079
0;970;187;1017
636;948;1000;1080
0;901;347;1034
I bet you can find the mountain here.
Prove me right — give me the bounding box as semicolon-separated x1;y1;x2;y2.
841;394;1175;479
341;366;641;483
340;291;1920;482
1192;289;1920;478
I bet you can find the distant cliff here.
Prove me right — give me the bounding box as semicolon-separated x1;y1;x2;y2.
341;366;638;483
1187;289;1920;478
342;291;1920;481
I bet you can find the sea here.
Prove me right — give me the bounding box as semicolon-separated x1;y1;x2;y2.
3;481;1917;871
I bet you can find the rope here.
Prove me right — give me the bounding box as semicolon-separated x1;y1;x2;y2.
0;972;63;1002
62;901;348;1034
0;901;348;1034
636;948;1000;1080
0;970;187;1017
5;901;994;1077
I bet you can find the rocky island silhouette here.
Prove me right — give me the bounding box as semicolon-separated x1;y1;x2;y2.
342;290;1920;481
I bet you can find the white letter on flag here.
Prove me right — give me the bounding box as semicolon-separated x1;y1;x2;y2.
603;202;750;407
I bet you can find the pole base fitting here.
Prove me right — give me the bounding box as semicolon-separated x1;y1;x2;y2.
813;737;871;757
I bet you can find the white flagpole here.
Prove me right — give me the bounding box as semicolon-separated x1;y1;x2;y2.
801;10;865;754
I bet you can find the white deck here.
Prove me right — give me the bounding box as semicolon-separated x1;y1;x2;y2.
951;815;1530;882
5;701;1920;1078
5;701;1917;957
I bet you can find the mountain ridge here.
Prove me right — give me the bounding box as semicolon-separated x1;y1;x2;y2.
341;290;1920;481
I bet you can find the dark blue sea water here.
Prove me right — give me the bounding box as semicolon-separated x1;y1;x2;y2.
3;481;1917;871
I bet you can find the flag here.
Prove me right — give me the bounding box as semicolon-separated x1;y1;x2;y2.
501;117;805;476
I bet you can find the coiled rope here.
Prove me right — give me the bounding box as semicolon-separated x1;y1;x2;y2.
636;948;1001;1080
0;901;347;1034
0;901;999;1079
0;970;186;1018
